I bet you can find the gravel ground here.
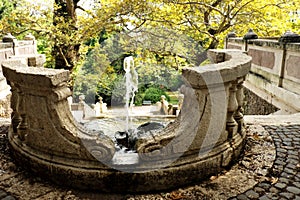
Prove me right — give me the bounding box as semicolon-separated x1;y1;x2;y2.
0;120;275;200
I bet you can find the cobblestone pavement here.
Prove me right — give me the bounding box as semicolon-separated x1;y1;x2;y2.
0;120;299;199
230;124;300;200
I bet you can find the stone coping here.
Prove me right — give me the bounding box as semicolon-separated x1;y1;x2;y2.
182;49;251;88
245;113;300;125
228;37;300;51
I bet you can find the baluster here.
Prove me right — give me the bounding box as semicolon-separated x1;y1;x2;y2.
17;91;27;141
10;82;21;134
234;78;245;134
226;81;238;139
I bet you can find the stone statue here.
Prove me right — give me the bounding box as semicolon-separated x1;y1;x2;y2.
159;95;169;115
78;95;85;116
95;96;107;116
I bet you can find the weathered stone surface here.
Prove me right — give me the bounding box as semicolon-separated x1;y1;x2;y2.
226;37;300;112
287;186;300;195
243;87;279;115
279;31;300;43
2;49;251;192
286;55;300;79
0;35;42;118
2;33;15;43
9;54;45;67
245;190;259;199
227;44;243;50
248;49;275;69
0;189;8;198
280;192;295;199
2;195;16;200
243;29;258;40
182;50;251;88
9;120;300;199
137;50;251;163
258;195;270;200
274;183;287;189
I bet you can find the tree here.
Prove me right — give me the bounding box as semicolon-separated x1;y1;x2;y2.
1;0;298;107
0;0;54;66
1;0;298;71
52;0;80;70
0;0;16;20
125;0;296;62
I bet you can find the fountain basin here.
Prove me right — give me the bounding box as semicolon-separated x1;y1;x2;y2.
2;49;251;192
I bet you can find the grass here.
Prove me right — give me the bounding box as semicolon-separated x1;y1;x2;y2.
166;91;180;105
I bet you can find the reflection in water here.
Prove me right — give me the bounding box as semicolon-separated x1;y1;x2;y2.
83;117;173;152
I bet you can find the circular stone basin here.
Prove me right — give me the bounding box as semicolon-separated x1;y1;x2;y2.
82;117;175;165
82;116;174;141
2;49;251;193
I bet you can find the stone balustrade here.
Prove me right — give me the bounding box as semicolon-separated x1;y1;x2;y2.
0;33;46;117
1;49;251;193
136;49;251;172
2;60;116;188
0;33;45;67
226;32;300;112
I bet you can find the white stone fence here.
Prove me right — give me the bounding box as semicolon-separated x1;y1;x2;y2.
0;33;46;117
226;34;300;112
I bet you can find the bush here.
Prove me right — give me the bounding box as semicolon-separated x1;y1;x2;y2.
143;87;170;104
134;92;144;106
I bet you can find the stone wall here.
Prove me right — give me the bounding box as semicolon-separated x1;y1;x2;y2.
0;33;45;117
243;88;279;115
226;33;300;113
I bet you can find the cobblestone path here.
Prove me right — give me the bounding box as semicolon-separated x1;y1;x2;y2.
230;124;300;200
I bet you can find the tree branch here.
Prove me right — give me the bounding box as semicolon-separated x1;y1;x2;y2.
58;47;71;67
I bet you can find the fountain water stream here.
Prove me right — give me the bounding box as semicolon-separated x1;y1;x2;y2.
123;56;138;132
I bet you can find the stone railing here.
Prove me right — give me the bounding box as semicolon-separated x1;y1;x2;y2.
2;60;116;189
0;33;46;117
2;49;251;193
225;31;300;112
0;33;45;66
136;49;251;170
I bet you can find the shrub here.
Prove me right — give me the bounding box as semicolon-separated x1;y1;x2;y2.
143;87;170;104
134;92;144;106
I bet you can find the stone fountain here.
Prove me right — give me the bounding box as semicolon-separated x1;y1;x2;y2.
1;49;251;193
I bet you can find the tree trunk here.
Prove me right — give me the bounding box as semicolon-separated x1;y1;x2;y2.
53;0;80;71
194;38;220;66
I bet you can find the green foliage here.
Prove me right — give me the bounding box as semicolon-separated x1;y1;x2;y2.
37;37;54;68
143;87;170;104
0;0;15;20
0;0;55;67
1;0;300;106
72;29;186;105
134;91;144;106
166;91;180;105
72;43;112;104
106;75;126;106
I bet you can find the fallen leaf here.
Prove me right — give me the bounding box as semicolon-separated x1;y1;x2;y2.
252;132;260;140
269;177;278;184
210;175;218;181
170;191;185;200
